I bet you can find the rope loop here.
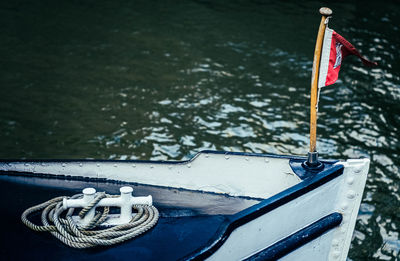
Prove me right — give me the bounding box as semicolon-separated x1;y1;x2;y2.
21;192;159;249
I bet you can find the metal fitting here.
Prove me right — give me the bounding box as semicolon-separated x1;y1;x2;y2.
302;151;324;171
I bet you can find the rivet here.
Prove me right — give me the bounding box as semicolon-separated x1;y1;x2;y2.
132;164;136;168
41;163;45;166
205;154;209;158
332;239;339;246
265;158;269;163
114;164;118;168
341;202;348;210
168;166;172;169
347;177;354;185
225;155;229;160
62;163;66;167
25;163;29;167
354;167;362;174
245;157;249;161
79;163;83;167
187;163;191;168
347;190;356;199
332;251;341;258
150;165;154;169
97;163;100;167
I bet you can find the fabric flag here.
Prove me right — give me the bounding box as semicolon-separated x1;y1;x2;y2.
318;27;377;88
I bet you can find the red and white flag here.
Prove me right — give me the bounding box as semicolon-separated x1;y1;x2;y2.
318;27;377;88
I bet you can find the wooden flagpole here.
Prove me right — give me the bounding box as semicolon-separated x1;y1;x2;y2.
307;7;332;167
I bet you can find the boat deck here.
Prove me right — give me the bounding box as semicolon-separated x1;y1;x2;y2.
0;174;260;260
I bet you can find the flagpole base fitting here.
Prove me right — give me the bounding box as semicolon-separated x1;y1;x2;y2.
302;151;324;171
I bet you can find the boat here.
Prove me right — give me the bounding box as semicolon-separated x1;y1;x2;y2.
0;151;368;260
0;7;372;261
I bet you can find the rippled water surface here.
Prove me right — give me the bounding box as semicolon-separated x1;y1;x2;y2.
1;0;399;259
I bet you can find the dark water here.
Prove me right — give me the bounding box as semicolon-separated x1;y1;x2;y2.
0;0;399;259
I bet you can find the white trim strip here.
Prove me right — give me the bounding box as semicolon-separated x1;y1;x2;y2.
318;27;333;88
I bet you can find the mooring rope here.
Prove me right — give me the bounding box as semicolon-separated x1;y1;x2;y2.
21;192;159;249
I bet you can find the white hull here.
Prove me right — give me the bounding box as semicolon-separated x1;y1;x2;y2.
0;151;369;260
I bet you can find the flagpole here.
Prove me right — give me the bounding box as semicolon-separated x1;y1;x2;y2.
306;7;332;169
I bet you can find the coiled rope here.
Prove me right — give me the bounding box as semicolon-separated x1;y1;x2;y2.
21;192;159;249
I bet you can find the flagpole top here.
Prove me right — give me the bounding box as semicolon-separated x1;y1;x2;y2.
319;7;332;16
